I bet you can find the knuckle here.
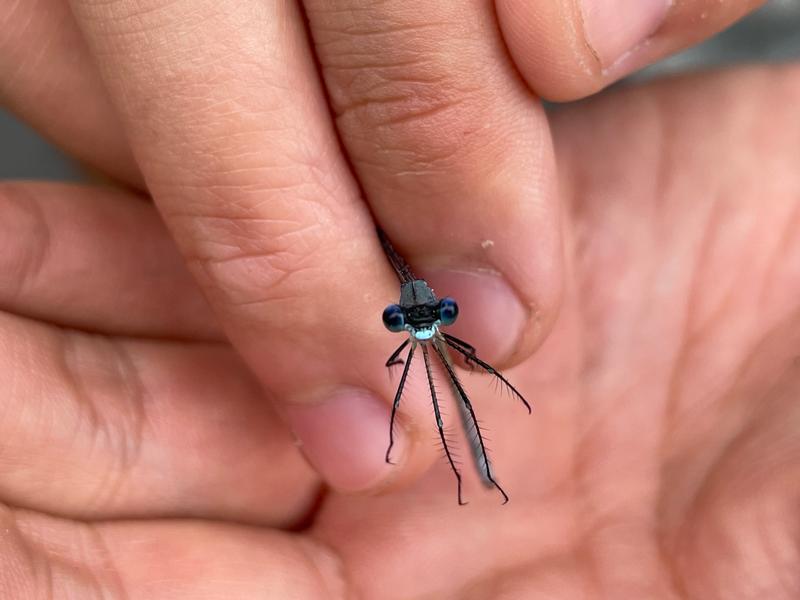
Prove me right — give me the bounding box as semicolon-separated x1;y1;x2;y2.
0;507;53;598
72;0;192;27
0;184;51;303
154;117;351;322
171;196;329;312
59;334;145;512
335;69;494;168
318;17;498;168
157;131;343;310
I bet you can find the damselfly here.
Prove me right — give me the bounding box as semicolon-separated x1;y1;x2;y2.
379;229;530;504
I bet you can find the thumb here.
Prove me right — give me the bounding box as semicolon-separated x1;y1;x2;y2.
496;0;768;101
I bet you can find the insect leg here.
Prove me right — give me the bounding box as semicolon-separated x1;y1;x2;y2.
443;334;531;414
386;343;415;464
432;342;509;504
422;344;465;505
440;332;478;370
442;332;477;356
385;338;410;368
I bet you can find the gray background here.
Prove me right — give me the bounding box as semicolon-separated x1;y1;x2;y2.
2;0;799;181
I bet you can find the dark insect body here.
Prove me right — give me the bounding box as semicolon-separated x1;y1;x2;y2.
378;229;531;505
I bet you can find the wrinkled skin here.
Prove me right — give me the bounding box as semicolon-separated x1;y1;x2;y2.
2;64;798;599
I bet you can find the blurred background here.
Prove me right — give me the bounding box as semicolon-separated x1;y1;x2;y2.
1;0;799;182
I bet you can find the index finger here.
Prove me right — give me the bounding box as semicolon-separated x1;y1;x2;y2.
67;0;432;493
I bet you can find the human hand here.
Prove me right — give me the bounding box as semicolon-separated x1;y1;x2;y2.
3;63;797;598
3;1;798;598
311;66;800;598
0;0;769;494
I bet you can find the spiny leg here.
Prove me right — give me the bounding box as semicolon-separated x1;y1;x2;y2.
386;343;415;464
443;333;531;414
435;338;491;489
385;338;410;368
441;332;478;370
422;344;465;505
432;342;509;504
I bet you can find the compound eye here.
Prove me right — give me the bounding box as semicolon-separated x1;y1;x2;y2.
382;304;406;332
438;297;459;326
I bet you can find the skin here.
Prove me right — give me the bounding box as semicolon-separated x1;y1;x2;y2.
1;1;798;598
0;0;769;489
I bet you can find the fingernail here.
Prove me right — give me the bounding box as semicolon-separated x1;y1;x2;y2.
284;389;404;492
580;0;671;68
421;268;527;365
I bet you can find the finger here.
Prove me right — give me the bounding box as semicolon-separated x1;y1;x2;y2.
5;509;345;599
67;0;438;494
305;0;562;364
0;0;141;186
0;181;218;339
1;311;318;524
496;0;767;101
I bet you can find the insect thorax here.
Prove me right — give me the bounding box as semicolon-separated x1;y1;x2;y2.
400;280;440;326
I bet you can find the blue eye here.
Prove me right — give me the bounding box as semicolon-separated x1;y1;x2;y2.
438;297;459;326
382;304;406;332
